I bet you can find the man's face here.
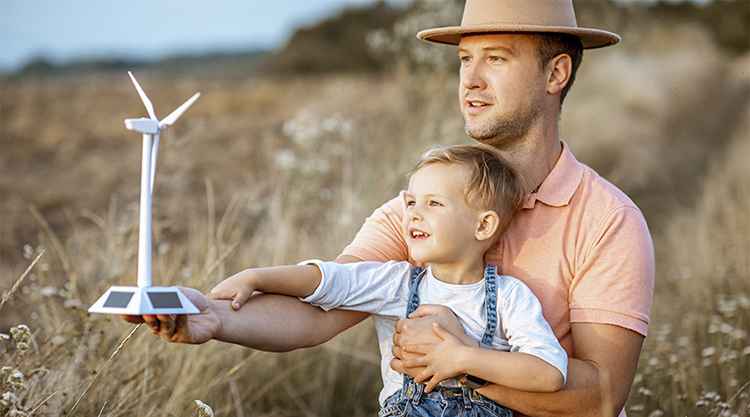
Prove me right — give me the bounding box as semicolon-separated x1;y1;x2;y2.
457;34;548;149
403;163;483;266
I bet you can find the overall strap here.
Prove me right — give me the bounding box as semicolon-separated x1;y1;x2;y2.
402;265;426;392
481;264;499;346
405;265;426;317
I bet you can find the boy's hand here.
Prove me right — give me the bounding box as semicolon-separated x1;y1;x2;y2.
120;287;222;344
401;322;471;392
207;270;255;310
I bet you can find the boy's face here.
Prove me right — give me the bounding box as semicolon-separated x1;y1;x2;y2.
403;162;486;266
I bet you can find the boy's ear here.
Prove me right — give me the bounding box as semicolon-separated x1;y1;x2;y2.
475;211;500;242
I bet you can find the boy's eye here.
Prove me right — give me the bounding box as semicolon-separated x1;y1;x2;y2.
406;200;416;207
429;201;441;206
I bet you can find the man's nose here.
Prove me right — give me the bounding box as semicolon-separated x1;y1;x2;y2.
461;62;486;90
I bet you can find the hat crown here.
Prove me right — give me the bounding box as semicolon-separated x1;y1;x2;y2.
461;0;578;29
416;0;620;49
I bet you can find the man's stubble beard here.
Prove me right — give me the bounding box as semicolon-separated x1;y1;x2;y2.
462;100;543;150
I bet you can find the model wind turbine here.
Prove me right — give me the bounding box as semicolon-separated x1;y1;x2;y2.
89;72;201;315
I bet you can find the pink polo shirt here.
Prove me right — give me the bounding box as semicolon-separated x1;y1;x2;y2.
342;140;654;354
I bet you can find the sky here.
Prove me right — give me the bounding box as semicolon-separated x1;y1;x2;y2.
0;0;710;74
0;0;405;74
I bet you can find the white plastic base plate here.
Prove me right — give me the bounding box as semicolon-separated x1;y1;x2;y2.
88;286;200;315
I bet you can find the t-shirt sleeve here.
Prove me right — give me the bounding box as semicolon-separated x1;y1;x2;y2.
569;206;655;337
340;193;412;263
298;260;412;315
501;279;569;385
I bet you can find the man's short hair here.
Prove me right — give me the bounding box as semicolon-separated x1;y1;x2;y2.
531;33;584;107
407;144;526;235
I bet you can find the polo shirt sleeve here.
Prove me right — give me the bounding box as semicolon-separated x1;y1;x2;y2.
340;193;411;263
568;205;655;337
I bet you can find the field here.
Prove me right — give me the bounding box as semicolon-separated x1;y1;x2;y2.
1;3;749;416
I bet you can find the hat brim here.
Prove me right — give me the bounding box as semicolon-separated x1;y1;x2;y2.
417;25;620;49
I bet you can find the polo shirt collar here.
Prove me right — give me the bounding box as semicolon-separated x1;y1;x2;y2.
522;140;584;209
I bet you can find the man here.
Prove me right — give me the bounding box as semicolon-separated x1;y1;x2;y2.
124;1;654;416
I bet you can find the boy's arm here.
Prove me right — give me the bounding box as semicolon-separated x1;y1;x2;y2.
208;265;322;310
402;322;564;393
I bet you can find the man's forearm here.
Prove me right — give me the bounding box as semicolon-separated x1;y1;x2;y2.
476;357;611;417
214;292;368;351
474;323;644;417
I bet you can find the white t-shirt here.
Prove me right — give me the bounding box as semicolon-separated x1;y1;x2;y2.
299;260;568;406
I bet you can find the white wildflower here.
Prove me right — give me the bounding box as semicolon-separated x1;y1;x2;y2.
7;369;24;390
63;299;84;309
0;391;18;408
273;148;297;170
40;286;58;297
11;325;29;345
720;323;735;334
648;410;664;417
628;404;644;412
22;244;33;260
194;400;214;417
0;334;9;342
701;347;716;357
637;387;653;397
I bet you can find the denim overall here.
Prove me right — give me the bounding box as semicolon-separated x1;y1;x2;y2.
379;264;513;417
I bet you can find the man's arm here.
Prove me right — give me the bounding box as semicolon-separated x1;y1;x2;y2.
393;315;643;417
476;323;642;417
121;255;368;351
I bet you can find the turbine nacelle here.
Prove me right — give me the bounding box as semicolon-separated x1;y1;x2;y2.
125;117;160;134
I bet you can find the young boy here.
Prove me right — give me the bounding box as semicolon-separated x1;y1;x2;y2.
209;144;567;416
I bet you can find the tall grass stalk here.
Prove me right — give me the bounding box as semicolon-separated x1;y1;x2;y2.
66;324;142;416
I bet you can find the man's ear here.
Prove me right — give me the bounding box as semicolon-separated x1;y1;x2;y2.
547;53;572;95
476;211;500;242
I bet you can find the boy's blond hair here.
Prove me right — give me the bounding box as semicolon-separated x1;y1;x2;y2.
407;144;527;237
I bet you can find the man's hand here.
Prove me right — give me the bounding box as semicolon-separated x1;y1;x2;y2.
391;304;473;377
121;287;222;344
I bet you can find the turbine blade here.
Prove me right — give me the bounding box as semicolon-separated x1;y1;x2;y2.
128;71;158;120
159;92;200;128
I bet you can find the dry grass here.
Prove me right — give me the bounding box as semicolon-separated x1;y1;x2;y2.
1;14;748;417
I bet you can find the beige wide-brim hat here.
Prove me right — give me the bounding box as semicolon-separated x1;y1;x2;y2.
417;0;620;49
